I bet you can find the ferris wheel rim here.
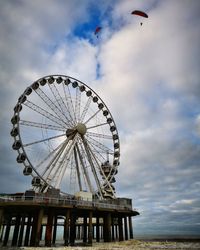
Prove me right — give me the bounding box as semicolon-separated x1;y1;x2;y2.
11;74;120;198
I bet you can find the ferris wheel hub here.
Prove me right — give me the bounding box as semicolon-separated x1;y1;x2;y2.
76;123;87;135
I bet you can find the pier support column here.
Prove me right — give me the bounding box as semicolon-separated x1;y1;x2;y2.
18;214;26;247
24;214;32;246
104;213;111;242
124;216;128;240
118;216;123;241
115;224;118;240
12;214;21;246
77;225;81;239
35;208;44;246
88;211;93;245
0;225;5;242
64;209;70;246
96;216;100;242
40;225;43;240
52;215;57;245
69;210;76;246
0;208;4;229
111;217;115;241
128;216;133;239
100;224;103;239
3;215;12;246
83;215;87;243
0;208;4;243
45;208;54;247
30;211;39;246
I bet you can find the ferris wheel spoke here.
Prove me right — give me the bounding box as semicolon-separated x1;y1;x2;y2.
87;122;108;130
76;143;93;193
64;84;77;124
47;83;74;127
19;120;65;132
75;87;81;123
74;146;82;191
80;96;92;122
82;137;103;199
69;154;76;193
85;135;114;155
85;140;107;162
87;131;113;140
54;134;79;188
42;136;73;180
34;140;66;171
35;87;71;127
48;145;72;187
85;141;115;197
23;133;66;147
62;83;76;126
24;100;67;128
84;109;101;125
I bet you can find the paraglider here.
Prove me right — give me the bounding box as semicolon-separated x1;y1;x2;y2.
94;26;102;38
131;10;148;25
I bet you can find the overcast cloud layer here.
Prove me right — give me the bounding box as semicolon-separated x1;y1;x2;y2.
0;0;200;237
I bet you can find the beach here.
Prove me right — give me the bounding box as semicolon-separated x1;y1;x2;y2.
1;239;200;250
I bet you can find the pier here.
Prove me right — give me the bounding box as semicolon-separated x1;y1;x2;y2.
0;194;139;247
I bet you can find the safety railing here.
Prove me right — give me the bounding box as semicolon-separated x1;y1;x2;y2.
0;195;134;211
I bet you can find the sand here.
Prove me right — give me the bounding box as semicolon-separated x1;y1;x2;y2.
1;239;200;249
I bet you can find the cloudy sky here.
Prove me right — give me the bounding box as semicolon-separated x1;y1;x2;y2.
0;0;200;237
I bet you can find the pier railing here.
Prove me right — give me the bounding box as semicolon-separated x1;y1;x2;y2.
0;195;136;212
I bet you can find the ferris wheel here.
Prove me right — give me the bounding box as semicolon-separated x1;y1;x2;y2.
11;75;120;199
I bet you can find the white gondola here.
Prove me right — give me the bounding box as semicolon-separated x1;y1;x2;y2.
12;141;21;150
11;115;19;125
18;95;26;103
39;78;47;86
14;103;22;113
24;87;32;95
109;177;116;183
23;166;32;176
104;193;113;199
32;177;41;186
10;127;18;137
17;153;26;163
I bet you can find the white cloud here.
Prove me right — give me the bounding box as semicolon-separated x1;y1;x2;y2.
47;38;97;81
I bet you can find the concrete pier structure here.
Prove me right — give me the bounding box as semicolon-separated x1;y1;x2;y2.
0;194;139;247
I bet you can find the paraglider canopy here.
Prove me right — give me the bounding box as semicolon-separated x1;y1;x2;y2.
131;10;148;18
131;10;148;25
94;26;102;36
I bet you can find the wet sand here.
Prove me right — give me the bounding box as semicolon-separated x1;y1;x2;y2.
1;239;200;249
